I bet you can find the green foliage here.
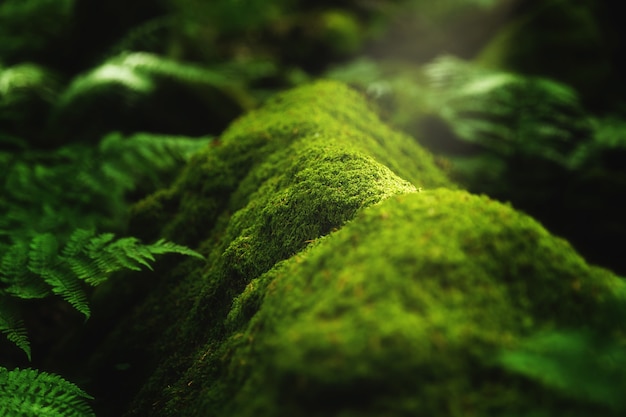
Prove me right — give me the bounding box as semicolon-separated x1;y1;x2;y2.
0;366;95;417
1;1;624;415
0;132;209;245
0;0;74;64
0;228;204;359
423;55;591;165
180;189;626;417
570;116;626;169
0;300;31;360
47;52;247;144
0;63;60;147
169;0;290;35
57;52;233;106
497;330;626;413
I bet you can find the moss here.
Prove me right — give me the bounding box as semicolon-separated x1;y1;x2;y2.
99;81;623;416
196;190;625;417
116;80;451;415
131;79;452;246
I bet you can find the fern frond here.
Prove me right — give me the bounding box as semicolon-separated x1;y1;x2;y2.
423;55;591;165
54;52;233;116
61;228;96;258
2;99;208;242
27;233;90;318
76;233;205;286
96;132;210;190
62;229;111;286
104;237;156;272
569;117;626;169
0;366;95;417
1;240;50;299
0;298;30;360
148;238;207;260
497;330;626;411
1;229;204;352
27;233;59;275
45;267;91;319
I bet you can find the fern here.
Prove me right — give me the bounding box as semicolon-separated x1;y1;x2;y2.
40;51;243;146
0;132;209;247
0;0;74;64
569;116;626;169
0;299;31;361
0;366;94;417
107;16;174;57
423;55;591;165
0;63;60;149
0;229;204;357
497;330;626;412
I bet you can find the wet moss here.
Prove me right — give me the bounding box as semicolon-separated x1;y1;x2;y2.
199;190;625;417
109;81;623;416
130;79;452;245
118;80;451;415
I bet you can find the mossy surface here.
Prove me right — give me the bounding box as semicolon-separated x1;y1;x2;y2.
130;80;451;244
93;80;624;416
113;80;451;415
197;190;625;417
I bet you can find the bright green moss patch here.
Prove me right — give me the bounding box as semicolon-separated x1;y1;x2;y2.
197;190;625;417
130;80;452;245
114;81;624;416
119;80;451;414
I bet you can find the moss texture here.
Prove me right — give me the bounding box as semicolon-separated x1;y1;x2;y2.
212;190;625;417
86;80;624;416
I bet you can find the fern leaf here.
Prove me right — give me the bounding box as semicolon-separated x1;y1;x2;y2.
3;229;203;324
148;238;206;260
84;232;116;254
66;231;204;286
424;55;590;164
98;132;211;190
27;233;90;318
62;229;112;285
26;233;59;275
61;228;95;258
0;298;31;360
65;255;110;288
1;240;50;299
43;267;91;319
104;236;156;271
0;367;95;417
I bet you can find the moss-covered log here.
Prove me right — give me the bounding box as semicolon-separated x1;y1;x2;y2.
76;80;624;417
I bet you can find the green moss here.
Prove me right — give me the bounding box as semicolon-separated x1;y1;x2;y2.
198;190;625;417
131;79;452;246
103;80;625;416
118;80;452;414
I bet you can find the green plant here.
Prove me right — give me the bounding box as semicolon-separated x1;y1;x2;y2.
0;228;204;360
422;55;591;164
0;366;95;417
496;330;626;414
0;0;75;64
0;132;210;246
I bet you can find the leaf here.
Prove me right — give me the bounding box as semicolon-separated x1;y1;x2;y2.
0;298;30;360
0;366;95;417
1;228;204;352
